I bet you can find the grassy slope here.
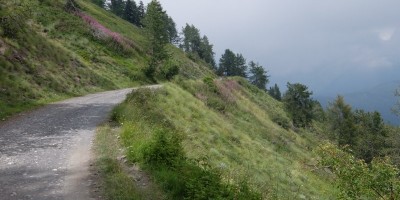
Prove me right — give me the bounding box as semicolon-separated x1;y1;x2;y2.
0;0;214;119
93;123;166;200
164;80;337;199
1;1;337;199
115;78;337;199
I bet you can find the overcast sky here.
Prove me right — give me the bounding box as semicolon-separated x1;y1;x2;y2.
142;0;400;95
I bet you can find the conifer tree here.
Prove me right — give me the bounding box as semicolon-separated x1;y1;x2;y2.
218;49;236;76
165;16;178;44
269;84;282;101
217;49;247;77
199;36;216;69
123;0;139;25
233;53;247;77
92;0;105;8
181;24;201;53
142;0;169;79
137;1;145;27
283;83;314;128
249;61;269;91
109;0;125;17
180;24;215;68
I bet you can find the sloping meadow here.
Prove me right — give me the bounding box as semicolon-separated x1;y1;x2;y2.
113;78;337;199
0;0;214;119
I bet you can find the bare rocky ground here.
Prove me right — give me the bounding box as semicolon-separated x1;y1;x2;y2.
0;88;135;200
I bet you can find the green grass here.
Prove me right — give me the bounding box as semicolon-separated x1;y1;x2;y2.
113;87;262;199
2;1;338;198
0;0;213;120
112;79;338;199
93;123;166;200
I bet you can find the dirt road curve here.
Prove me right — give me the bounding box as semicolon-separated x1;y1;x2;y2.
0;87;145;200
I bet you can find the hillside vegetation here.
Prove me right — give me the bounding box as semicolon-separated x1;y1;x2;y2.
112;78;337;199
2;0;400;199
0;0;212;119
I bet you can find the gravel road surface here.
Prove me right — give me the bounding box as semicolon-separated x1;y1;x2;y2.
0;88;138;200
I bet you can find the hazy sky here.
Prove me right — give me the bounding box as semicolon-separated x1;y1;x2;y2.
142;0;400;95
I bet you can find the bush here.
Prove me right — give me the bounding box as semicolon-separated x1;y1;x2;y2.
202;76;217;93
271;114;291;130
159;60;180;80
206;96;226;112
0;1;31;38
316;142;400;199
183;160;226;199
142;129;184;169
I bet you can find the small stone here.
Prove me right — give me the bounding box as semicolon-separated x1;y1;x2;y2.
10;192;17;196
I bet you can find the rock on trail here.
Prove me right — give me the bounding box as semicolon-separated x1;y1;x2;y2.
0;88;137;200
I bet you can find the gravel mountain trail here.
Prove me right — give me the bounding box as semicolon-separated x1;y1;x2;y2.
0;86;159;200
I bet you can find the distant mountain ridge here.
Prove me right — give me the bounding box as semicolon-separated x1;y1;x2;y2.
316;81;400;125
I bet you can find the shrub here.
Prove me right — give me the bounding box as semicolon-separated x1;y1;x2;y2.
142;129;184;169
159;61;180;80
206;96;226;112
316;142;400;199
271;114;291;130
202;76;217;93
0;1;31;38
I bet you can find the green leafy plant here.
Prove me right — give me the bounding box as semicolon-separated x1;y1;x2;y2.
142;128;184;169
316;142;400;199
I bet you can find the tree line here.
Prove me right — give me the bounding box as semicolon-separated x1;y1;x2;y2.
91;0;277;91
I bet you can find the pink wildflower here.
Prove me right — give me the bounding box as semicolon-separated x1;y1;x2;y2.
76;12;127;47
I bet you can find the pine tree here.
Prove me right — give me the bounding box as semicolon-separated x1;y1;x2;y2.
91;0;105;8
199;36;216;69
165;16;178;44
283;83;314;128
217;49;247;77
268;84;282;101
180;24;215;68
181;24;201;53
142;0;169;79
109;0;125;17
137;1;145;27
233;53;247;77
218;49;236;76
249;61;269;90
123;0;139;25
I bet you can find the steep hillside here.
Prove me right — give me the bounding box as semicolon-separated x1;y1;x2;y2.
0;0;213;119
112;78;337;199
